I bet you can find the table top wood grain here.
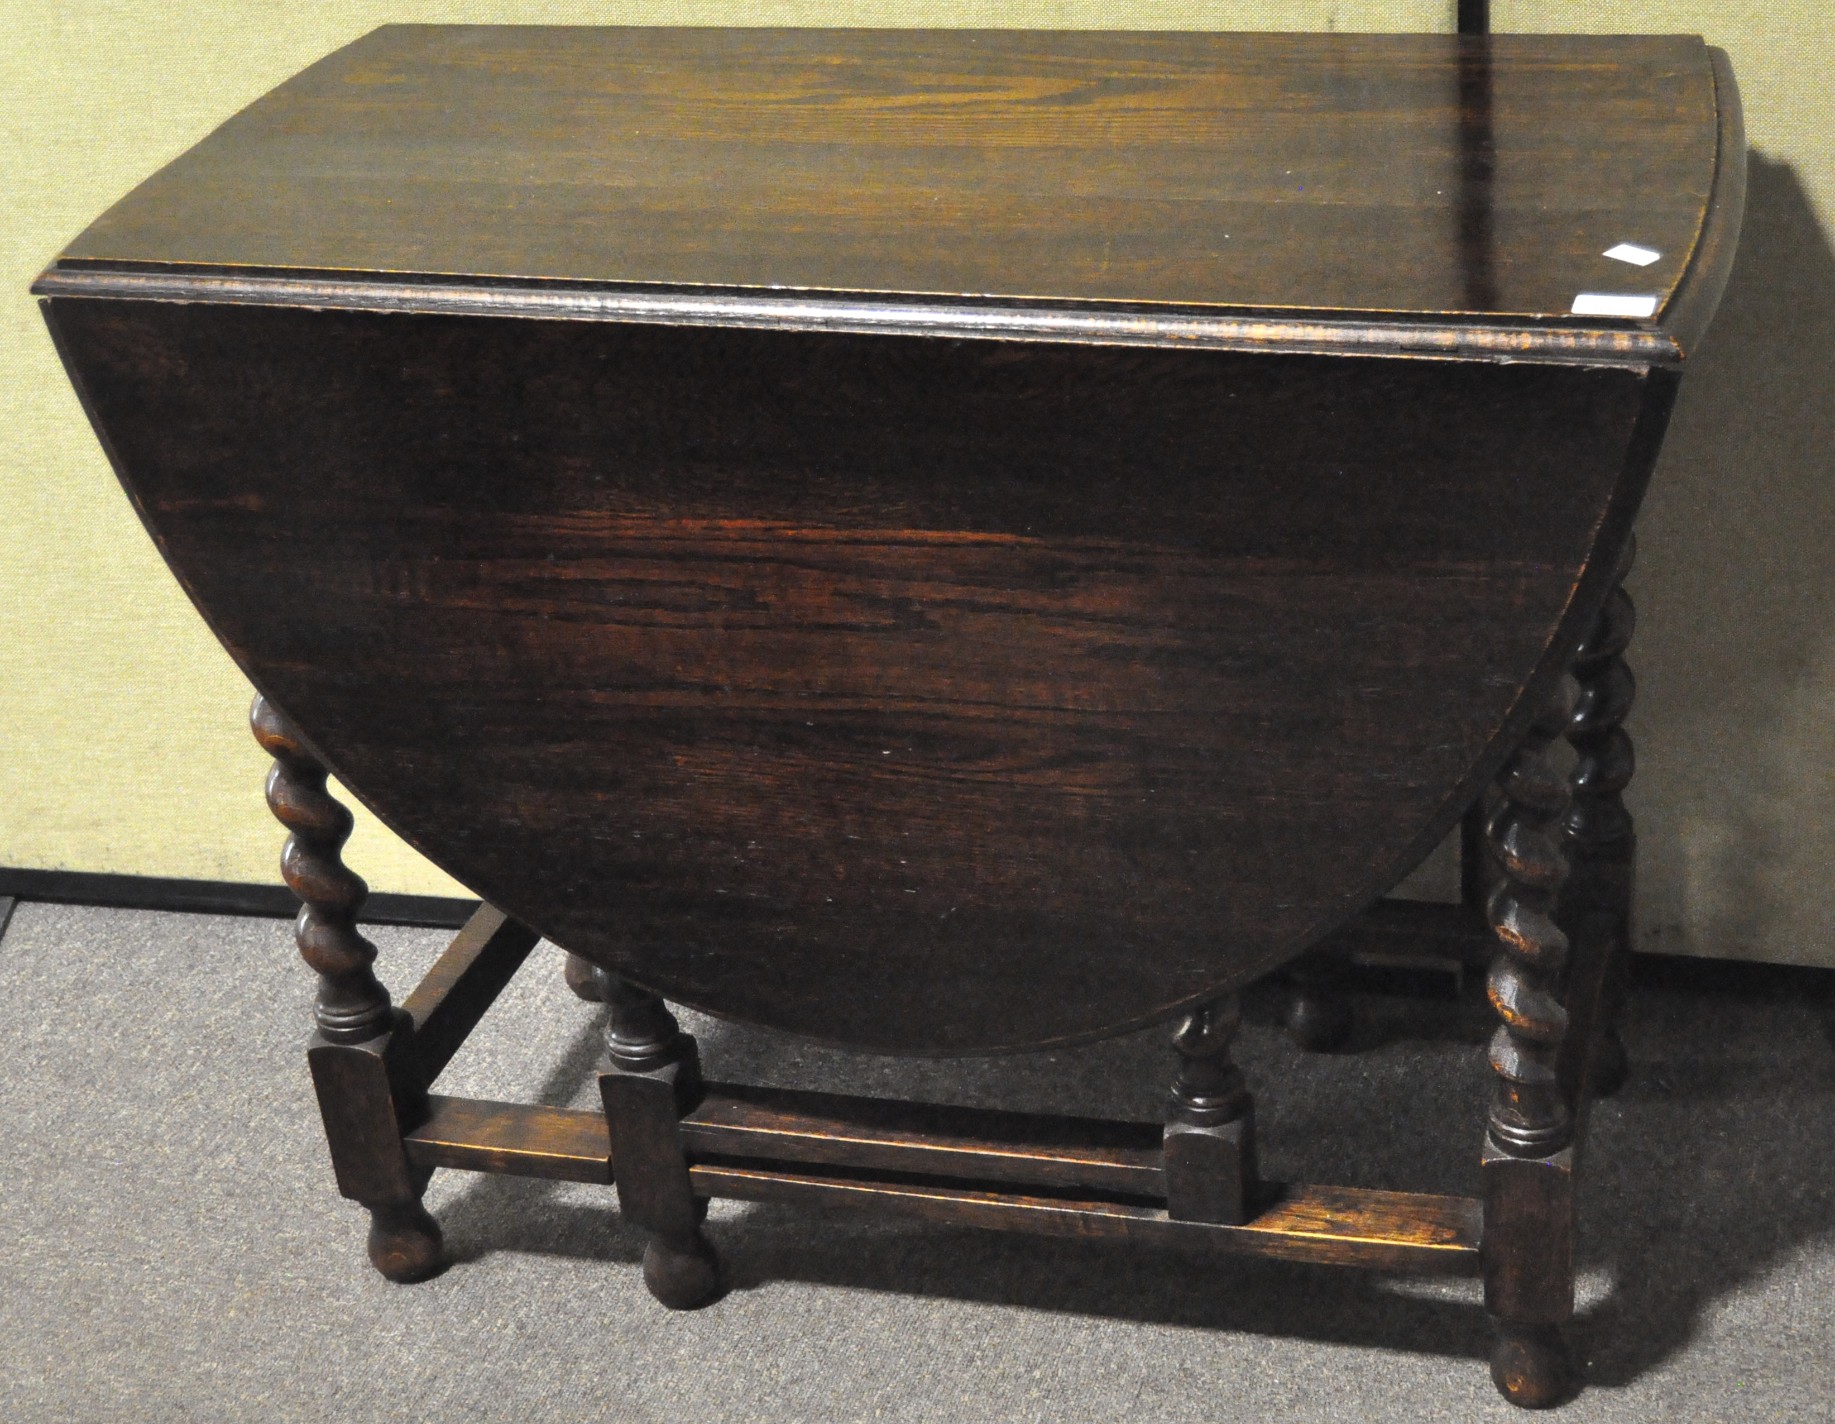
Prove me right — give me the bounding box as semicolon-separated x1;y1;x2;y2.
45;25;1739;363
36;26;1743;1052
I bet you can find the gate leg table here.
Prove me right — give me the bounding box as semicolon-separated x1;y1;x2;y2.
36;25;1744;1408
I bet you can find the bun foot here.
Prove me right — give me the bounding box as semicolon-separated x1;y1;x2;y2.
366;1200;449;1283
1285;987;1353;1052
564;953;608;1002
643;1231;722;1310
1589;1026;1629;1098
1490;1322;1575;1409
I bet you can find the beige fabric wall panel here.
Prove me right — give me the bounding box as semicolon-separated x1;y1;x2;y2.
5;3;1832;965
1494;2;1835;968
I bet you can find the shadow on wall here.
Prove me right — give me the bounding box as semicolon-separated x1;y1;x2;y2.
1635;153;1835;968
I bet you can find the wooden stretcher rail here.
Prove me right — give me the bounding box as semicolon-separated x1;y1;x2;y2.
690;1164;1482;1274
404;1095;612;1184
400;904;541;1082
400;1090;1480;1274
1322;896;1491;963
680;1082;1165;1197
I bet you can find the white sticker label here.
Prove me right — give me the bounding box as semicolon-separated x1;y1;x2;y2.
1572;292;1659;319
1603;242;1662;267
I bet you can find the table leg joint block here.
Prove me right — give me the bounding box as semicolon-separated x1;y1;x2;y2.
1481;1143;1577;1323
307;1013;427;1205
1163;1111;1256;1224
601;1057;703;1239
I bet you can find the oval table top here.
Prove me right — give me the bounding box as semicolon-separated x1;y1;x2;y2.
42;24;1742;362
35;26;1743;1054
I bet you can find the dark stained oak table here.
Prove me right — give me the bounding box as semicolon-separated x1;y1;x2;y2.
36;25;1743;1409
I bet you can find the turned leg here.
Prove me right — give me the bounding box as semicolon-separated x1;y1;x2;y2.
252;694;445;1283
1284;947;1353;1052
1164;993;1257;1224
1482;675;1579;1408
1563;536;1638;1097
599;977;720;1308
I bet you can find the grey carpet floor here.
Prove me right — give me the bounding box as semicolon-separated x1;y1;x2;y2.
0;901;1830;1423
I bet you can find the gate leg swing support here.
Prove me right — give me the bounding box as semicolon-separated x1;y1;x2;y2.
257;661;1626;1409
